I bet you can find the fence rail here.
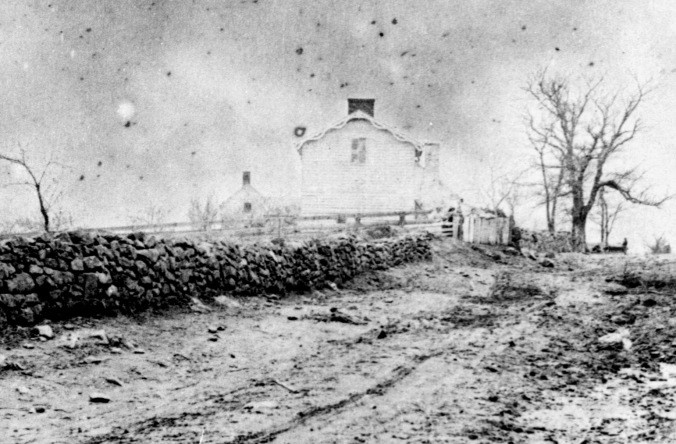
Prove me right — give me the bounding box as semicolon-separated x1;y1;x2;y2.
2;209;511;246
2;210;439;239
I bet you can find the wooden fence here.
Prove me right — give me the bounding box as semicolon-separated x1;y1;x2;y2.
464;212;510;245
2;210;437;239
2;209;510;245
440;210;510;245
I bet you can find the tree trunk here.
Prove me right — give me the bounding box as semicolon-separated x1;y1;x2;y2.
571;215;587;252
549;198;557;233
36;184;50;232
571;184;587;252
599;188;608;249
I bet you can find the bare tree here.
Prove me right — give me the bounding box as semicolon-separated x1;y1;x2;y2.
481;159;527;218
0;147;69;233
526;70;669;251
647;235;671;255
129;205;169;231
529;131;566;232
188;196;222;231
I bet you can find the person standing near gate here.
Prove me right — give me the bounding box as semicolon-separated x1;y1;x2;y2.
441;207;455;238
456;206;464;241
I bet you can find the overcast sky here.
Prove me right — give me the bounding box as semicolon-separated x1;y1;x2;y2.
0;0;674;249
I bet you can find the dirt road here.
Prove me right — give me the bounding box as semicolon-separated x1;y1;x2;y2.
2;240;676;443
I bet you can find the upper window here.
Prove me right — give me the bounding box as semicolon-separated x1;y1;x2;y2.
351;138;366;164
243;202;252;213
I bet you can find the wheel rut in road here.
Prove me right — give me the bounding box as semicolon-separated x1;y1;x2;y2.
228;350;445;444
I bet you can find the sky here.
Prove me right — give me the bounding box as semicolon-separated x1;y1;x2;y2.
0;0;674;250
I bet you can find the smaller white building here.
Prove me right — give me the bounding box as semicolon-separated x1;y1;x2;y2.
222;172;269;224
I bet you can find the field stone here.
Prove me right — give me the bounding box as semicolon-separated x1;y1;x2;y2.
137;249;160;263
70;259;84;271
28;264;44;275
604;283;629;295
0;262;16;279
34;325;54;339
20;307;35;324
50;271;72;286
493;251;505;261
246;400;278;411
7;273;36;293
23;293;40;305
642;298;657;307
0;294;22;308
599;328;630;344
83;256;104;270
35;275;52;289
88;329;109;344
214;295;242;308
104;377;123;386
521;249;538;261
96;273;112;285
82;273;100;298
539;258;556;268
610;313;635;325
504;247;520;256
144;236;157;248
89;393;111;403
190;297;211;313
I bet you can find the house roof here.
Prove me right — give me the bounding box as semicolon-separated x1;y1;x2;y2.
296;110;435;154
222;184;268;214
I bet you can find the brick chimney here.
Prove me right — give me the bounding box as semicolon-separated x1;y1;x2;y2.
243;171;251;186
348;98;375;117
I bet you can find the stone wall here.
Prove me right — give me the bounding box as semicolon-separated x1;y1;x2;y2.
0;231;432;329
519;229;574;253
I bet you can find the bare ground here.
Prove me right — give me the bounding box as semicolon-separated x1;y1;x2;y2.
2;240;676;443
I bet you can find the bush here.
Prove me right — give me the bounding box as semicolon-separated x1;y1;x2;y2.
647;235;671;255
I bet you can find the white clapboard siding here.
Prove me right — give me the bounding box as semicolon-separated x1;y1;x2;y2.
300;120;424;216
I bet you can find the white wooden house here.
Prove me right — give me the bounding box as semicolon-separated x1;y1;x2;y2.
297;99;455;216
